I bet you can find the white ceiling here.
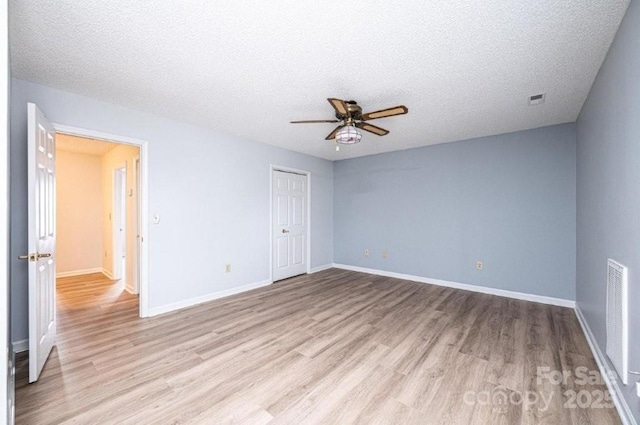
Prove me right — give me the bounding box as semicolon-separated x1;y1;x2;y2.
56;133;118;156
9;1;630;160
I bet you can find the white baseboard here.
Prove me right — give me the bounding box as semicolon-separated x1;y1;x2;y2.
124;284;137;295
101;268;114;279
332;263;576;308
12;339;28;354
574;305;637;425
56;267;103;278
309;264;333;274
148;279;272;317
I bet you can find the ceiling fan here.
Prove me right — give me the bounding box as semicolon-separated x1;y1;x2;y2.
291;98;408;148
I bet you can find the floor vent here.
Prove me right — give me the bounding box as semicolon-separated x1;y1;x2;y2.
606;258;628;385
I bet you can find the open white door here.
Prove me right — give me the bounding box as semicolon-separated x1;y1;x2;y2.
112;167;126;281
133;157;141;294
25;103;56;383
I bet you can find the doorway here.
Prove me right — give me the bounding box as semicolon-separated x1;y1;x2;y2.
270;166;311;282
55;134;140;297
53;124;149;317
18;104;153;393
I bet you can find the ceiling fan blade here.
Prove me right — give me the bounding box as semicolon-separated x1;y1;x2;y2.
327;98;349;117
355;122;389;136
290;119;341;124
361;105;408;121
325;125;344;140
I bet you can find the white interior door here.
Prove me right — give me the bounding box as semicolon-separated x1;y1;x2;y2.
26;103;56;383
133;157;141;294
112;167;126;281
272;170;307;281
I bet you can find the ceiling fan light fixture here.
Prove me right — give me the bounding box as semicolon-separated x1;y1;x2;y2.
335;125;362;145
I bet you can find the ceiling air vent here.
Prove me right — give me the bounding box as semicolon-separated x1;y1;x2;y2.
528;93;546;105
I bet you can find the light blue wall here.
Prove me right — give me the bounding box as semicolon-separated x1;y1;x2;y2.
576;0;640;420
334;124;576;300
10;79;333;342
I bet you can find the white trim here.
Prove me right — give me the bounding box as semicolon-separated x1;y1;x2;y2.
132;156;141;295
53;124;148;147
102;266;114;279
148;279;272;317
12;340;28;354
101;267;114;279
56;268;103;278
332;264;576;308
0;1;10;421
112;165;127;281
52;123;150;318
269;165;311;283
309;264;333;274
575;305;637;425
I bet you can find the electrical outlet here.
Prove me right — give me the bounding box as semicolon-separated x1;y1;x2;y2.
364;249;370;257
382;251;388;259
225;264;231;273
476;261;483;270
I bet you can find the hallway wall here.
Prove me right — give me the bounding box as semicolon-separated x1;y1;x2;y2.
56;150;103;275
101;144;139;293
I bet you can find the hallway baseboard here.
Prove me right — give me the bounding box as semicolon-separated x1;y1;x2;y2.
56;267;103;278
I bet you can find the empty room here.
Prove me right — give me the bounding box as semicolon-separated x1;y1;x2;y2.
1;0;639;424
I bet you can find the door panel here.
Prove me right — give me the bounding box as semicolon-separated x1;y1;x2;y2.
292;234;304;265
291;179;304;192
277;195;289;226
292;195;304;226
272;170;307;281
276;237;288;268
27;103;56;383
276;176;288;190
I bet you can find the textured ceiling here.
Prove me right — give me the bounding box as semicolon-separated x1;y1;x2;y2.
56;133;118;156
10;1;630;160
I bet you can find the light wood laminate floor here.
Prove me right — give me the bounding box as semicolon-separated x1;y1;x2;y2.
16;269;621;424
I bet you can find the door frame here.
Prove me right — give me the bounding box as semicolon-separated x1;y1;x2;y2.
52;123;150;318
269;165;311;283
1;0;11;418
112;166;127;281
133;156;141;295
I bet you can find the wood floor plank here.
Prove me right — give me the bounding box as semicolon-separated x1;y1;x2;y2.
422;352;488;424
15;269;622;424
367;398;429;425
319;365;405;425
521;302;575;425
469;382;523;425
485;315;528;392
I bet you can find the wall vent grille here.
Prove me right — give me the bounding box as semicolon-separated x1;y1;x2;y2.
606;258;628;385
